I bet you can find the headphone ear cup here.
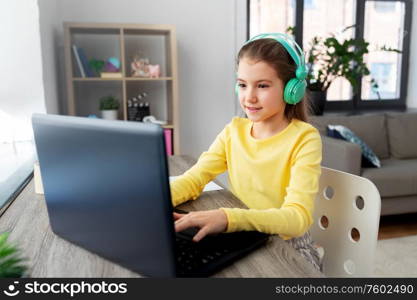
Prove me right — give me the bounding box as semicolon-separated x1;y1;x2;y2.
284;78;306;105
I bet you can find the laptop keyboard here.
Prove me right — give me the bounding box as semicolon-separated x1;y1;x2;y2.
174;227;269;277
175;235;229;272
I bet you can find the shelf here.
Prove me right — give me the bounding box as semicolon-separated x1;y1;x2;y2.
65;22;179;154
125;77;173;81
73;77;123;81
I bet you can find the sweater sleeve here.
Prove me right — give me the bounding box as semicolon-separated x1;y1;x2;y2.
220;131;322;239
170;126;228;207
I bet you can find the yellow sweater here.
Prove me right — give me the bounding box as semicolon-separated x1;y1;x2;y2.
170;117;322;239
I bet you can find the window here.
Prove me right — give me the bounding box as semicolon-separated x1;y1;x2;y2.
249;0;296;38
0;0;45;210
248;0;412;112
302;0;356;101
304;0;317;10
361;0;405;101
374;1;396;12
368;63;397;98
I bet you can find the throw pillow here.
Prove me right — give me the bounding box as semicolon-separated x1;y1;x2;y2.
327;125;381;168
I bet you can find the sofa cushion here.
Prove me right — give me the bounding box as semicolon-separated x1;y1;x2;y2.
310;114;390;159
327;125;381;168
386;112;417;159
361;158;417;197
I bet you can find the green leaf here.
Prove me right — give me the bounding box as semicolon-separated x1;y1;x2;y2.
89;59;105;75
379;45;402;53
0;233;9;246
0;245;18;258
285;26;295;36
0;232;27;278
306;27;397;95
99;95;120;110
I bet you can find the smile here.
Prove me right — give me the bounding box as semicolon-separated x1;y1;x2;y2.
246;106;262;112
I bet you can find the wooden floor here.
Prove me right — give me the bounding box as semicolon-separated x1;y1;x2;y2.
378;213;417;240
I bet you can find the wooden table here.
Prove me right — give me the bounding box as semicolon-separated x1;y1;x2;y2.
0;156;323;277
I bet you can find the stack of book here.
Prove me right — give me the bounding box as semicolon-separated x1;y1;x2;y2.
72;45;122;78
72;45;94;77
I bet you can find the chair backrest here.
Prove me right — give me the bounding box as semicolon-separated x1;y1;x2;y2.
310;167;381;277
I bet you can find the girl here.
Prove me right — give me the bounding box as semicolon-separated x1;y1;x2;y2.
171;33;322;270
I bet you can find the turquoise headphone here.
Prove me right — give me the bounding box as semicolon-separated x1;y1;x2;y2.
235;33;308;105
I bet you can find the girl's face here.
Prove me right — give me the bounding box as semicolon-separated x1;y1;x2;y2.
237;57;286;124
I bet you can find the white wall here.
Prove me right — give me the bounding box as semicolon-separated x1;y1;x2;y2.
407;0;417;108
37;0;247;166
0;0;46;142
38;0;61;114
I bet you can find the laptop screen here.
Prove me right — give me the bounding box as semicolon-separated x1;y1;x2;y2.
32;113;177;277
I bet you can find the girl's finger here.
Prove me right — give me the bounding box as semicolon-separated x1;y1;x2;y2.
175;217;196;232
193;226;209;242
173;212;185;220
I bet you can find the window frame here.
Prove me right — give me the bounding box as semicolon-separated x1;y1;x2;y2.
247;0;412;112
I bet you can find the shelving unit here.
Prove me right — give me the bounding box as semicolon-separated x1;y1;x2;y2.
64;22;180;154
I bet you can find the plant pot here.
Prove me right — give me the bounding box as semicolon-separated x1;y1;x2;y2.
309;90;327;116
101;110;118;120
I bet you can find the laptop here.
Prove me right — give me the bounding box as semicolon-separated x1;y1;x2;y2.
31;113;269;277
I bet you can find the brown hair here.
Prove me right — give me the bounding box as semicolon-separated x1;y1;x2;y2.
237;38;312;123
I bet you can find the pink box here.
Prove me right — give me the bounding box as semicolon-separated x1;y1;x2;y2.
164;129;173;156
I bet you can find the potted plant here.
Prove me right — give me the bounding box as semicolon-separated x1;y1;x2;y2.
0;232;27;278
99;95;120;120
304;25;400;115
89;59;105;77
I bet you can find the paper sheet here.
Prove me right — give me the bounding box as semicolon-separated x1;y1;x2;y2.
169;176;223;192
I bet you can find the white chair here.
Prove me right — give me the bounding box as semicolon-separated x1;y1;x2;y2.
310;167;381;277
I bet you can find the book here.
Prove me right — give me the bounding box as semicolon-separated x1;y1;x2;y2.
77;47;95;77
164;128;173;156
72;44;85;77
100;72;123;78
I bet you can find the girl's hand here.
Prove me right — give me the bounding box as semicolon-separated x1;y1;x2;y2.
173;210;228;242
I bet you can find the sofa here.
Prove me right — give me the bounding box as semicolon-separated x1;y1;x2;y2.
310;111;417;216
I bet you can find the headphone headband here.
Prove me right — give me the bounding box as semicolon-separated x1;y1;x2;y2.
244;33;307;80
